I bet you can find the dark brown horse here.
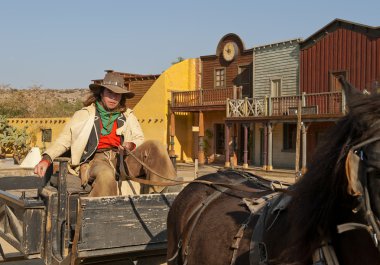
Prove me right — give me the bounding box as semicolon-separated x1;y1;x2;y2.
167;77;380;265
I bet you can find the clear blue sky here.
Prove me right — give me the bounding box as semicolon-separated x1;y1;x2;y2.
0;0;379;89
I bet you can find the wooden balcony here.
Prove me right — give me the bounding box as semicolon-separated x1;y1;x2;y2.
171;88;346;121
171;87;242;112
227;91;346;121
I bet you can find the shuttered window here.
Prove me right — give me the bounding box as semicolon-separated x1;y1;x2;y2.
214;68;225;88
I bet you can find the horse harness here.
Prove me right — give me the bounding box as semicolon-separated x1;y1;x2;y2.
167;170;288;265
243;193;341;265
312;135;380;265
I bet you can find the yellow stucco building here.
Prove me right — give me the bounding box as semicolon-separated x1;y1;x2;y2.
134;59;198;162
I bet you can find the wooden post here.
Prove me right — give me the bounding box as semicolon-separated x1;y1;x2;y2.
225;123;230;168
169;112;176;169
194;159;198;179
232;124;238;167
267;123;273;171
268;95;272;116
198;111;205;165
301;123;307;174
295;99;302;179
263;123;268;170
226;97;230;118
243;123;248;169
169;112;175;156
244;97;248;116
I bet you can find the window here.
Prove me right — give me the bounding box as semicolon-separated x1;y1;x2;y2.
238;64;252;97
237;65;251;85
283;123;296;150
41;129;52;142
330;71;347;92
214;124;225;154
271;79;281;97
271;79;282;115
214;68;225;88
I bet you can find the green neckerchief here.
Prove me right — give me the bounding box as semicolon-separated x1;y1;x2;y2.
95;101;121;136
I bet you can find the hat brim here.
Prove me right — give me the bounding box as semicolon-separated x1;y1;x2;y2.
89;84;135;99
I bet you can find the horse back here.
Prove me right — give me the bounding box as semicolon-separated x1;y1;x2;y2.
167;170;277;265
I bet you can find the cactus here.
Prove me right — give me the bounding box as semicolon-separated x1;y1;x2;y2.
0;115;31;163
0;115;9;158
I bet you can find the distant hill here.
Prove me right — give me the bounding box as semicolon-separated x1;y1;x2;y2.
0;87;89;118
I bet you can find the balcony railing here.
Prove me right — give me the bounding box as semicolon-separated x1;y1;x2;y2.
227;91;345;118
171;87;242;108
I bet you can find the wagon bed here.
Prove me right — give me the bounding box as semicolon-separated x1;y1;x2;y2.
0;158;177;264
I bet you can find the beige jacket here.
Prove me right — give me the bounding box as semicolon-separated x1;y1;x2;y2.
44;104;144;174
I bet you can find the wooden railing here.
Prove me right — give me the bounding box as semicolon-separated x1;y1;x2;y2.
227;97;267;117
227;91;345;118
171;87;242;108
302;91;344;115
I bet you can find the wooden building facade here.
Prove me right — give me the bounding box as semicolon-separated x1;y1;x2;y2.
226;19;380;172
299;19;380;167
171;33;253;164
226;38;302;169
170;19;380;171
300;19;380;94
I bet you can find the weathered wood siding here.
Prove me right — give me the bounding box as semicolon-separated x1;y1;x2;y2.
201;56;252;90
300;25;380;93
201;34;253;92
253;40;300;97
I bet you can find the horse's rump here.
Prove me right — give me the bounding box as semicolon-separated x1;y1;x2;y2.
167;170;278;265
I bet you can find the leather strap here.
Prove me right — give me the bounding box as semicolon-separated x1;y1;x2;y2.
312;241;340;265
118;151;268;193
230;213;253;265
181;175;248;265
337;222;372;234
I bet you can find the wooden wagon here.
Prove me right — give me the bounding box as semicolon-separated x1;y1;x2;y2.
0;158;177;264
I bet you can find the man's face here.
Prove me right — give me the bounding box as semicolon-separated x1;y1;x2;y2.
101;88;122;110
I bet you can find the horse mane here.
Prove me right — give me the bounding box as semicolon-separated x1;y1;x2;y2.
282;85;380;264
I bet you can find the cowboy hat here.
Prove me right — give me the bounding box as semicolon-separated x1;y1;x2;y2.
89;72;135;99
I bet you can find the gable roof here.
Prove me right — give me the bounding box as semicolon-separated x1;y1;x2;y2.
301;18;380;49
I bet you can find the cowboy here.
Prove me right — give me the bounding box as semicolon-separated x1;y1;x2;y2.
34;71;177;196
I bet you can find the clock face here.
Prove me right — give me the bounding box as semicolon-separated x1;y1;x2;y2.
223;42;238;62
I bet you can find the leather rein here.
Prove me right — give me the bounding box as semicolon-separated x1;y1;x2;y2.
118;148;288;194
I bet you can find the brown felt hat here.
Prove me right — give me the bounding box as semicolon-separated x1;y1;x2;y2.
89;72;134;99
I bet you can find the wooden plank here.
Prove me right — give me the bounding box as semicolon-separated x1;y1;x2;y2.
77;193;177;251
23;209;44;254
